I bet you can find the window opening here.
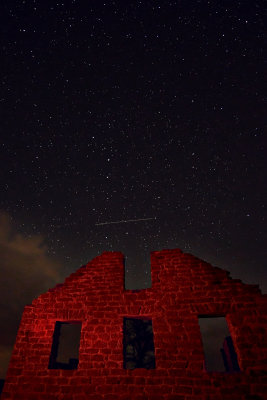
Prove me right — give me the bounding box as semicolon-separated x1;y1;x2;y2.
198;316;240;372
48;321;82;370
123;317;155;369
124;252;151;290
221;336;241;372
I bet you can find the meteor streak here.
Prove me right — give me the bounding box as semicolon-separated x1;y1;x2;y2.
95;217;156;226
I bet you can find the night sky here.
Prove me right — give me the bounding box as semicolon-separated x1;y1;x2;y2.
0;0;266;380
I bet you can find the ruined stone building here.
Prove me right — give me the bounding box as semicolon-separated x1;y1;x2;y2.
1;249;267;399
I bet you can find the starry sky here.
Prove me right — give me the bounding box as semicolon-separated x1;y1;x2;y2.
0;0;266;380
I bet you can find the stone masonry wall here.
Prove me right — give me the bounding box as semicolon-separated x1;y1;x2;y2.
1;249;267;400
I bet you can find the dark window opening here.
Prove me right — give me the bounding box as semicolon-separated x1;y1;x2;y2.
221;336;241;372
0;379;5;395
123;317;156;369
124;253;152;290
48;321;82;370
198;316;240;372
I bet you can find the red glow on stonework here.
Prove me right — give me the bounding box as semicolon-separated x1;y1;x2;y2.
1;249;266;399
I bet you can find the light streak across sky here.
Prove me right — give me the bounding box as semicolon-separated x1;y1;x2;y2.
95;217;156;226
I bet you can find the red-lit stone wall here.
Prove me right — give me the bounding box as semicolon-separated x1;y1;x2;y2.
1;249;267;400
